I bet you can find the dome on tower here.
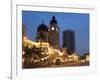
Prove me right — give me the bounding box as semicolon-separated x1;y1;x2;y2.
37;21;48;32
50;16;57;24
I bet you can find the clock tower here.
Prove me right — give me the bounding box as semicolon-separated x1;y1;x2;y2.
48;16;60;49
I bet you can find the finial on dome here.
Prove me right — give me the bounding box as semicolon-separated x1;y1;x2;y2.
50;15;57;24
52;16;55;20
42;20;44;24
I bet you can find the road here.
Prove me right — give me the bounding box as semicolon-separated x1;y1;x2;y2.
48;61;89;67
23;61;89;68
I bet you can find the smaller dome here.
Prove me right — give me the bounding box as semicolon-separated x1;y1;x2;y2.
37;21;48;32
50;16;57;24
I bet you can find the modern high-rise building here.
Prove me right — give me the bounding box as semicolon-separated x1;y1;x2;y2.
48;16;60;49
62;30;75;54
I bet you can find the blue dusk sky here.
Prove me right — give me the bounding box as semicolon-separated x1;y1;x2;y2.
22;11;89;56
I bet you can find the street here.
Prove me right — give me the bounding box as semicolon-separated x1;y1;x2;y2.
23;61;89;68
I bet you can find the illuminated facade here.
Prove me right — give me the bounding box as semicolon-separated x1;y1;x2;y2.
24;39;49;48
22;15;89;68
48;16;60;49
22;24;26;51
68;53;78;62
22;24;26;42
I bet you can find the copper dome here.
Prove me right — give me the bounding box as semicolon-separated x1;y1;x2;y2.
37;22;48;32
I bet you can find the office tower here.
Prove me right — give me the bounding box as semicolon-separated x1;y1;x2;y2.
62;30;75;54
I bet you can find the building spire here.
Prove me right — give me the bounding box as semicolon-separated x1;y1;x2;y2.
52;16;55;20
42;20;44;24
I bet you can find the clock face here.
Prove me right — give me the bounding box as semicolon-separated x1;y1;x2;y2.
51;27;55;30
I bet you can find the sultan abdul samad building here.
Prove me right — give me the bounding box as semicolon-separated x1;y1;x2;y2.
22;15;89;68
36;16;60;49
